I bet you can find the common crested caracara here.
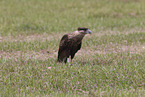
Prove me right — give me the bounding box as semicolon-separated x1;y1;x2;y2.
57;27;92;65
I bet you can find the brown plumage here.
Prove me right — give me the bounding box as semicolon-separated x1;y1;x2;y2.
57;27;92;64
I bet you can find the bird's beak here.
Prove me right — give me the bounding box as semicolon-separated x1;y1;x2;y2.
86;29;92;34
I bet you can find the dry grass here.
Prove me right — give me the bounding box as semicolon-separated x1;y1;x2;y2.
0;33;62;42
0;50;57;61
0;28;145;42
0;29;144;61
0;43;144;61
77;43;145;55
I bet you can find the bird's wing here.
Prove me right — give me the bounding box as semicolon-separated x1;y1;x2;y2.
58;34;69;54
77;42;82;50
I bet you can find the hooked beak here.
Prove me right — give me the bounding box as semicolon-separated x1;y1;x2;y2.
86;29;92;34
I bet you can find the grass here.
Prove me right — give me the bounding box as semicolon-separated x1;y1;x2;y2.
1;53;145;97
0;0;145;97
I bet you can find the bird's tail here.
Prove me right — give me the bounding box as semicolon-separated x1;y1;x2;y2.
57;55;67;63
57;49;69;63
57;58;67;63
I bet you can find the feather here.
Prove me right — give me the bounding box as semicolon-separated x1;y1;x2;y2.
57;27;92;64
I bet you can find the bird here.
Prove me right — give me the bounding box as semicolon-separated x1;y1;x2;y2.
57;27;92;65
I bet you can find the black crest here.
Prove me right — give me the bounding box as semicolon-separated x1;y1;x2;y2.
77;27;88;31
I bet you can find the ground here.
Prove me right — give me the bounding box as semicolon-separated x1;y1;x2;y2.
0;0;145;97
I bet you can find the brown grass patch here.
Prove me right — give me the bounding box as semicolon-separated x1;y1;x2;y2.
0;28;145;42
77;43;145;56
0;33;62;42
0;29;144;60
91;28;145;37
0;43;144;61
0;50;57;61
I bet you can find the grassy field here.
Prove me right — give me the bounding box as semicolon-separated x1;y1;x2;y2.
0;0;145;96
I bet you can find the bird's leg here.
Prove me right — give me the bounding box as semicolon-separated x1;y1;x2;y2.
67;57;69;63
64;57;67;63
67;56;72;65
70;59;73;66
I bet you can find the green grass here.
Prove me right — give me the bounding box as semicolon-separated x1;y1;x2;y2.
0;0;145;97
1;53;145;97
0;0;145;36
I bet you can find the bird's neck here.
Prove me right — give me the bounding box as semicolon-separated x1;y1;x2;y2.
68;31;86;42
70;31;85;38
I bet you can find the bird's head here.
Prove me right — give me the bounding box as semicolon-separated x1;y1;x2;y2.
77;27;92;34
